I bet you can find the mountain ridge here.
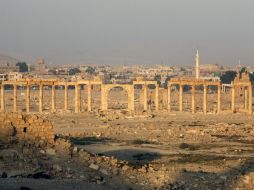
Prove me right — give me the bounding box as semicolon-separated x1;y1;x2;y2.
0;54;19;66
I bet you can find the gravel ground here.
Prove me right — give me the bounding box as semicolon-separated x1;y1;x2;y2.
0;178;124;190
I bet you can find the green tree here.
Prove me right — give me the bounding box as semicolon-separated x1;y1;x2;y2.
68;68;81;75
240;67;247;74
16;62;28;72
48;69;57;75
249;72;254;84
164;76;172;88
86;66;95;74
220;71;237;84
154;75;161;86
213;71;221;77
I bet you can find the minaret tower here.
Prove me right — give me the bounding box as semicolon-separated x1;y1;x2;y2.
195;49;200;79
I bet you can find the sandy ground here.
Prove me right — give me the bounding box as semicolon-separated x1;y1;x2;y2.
43;111;254;189
1;88;254;189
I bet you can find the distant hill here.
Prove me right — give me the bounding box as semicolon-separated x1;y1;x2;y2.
0;54;19;66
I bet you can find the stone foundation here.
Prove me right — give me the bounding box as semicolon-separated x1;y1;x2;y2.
0;112;54;145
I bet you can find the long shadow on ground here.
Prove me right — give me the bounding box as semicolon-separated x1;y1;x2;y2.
100;149;161;167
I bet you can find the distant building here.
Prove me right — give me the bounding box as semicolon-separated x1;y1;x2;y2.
0;74;7;81
0;64;19;74
201;76;220;81
56;69;68;75
0;72;23;81
200;64;220;72
7;72;23;81
35;58;46;74
192;50;222;79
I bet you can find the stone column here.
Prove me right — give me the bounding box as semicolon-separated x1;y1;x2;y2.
143;84;148;111
51;85;56;112
217;85;221;113
167;84;171;112
244;87;248;110
128;86;135;111
231;86;235;112
39;84;43;112
191;85;195;114
179;85;183;112
1;84;5;111
101;85;107;111
26;85;30;113
75;84;80;113
155;84;159;111
203;85;207;114
13;84;17;112
248;85;252;114
87;84;92;111
64;84;68;111
131;86;135;111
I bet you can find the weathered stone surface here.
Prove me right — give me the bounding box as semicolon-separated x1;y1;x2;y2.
45;148;56;156
0;113;54;145
89;163;99;170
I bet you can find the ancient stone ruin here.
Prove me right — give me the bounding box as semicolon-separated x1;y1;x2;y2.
0;74;252;114
0;112;54;145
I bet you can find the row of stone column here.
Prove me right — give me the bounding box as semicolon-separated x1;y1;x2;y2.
0;84;93;113
231;85;252;114
74;84;92;113
0;83;252;114
142;84;159;111
167;84;221;114
1;83;160;113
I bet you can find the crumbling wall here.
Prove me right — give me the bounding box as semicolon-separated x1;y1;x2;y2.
0;112;54;145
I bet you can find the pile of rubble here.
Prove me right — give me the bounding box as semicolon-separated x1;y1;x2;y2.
2;112;254;189
0;112;54;145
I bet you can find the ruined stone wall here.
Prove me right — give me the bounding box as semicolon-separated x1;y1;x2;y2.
0;112;54;145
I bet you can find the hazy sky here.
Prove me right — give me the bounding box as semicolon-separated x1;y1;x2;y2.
0;0;254;66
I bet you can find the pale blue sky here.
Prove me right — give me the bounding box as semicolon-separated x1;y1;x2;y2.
0;0;253;66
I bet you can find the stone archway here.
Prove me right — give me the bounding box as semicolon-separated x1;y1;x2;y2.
108;86;128;110
101;84;134;111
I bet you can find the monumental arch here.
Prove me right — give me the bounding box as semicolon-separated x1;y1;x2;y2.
231;72;252;114
101;84;134;111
